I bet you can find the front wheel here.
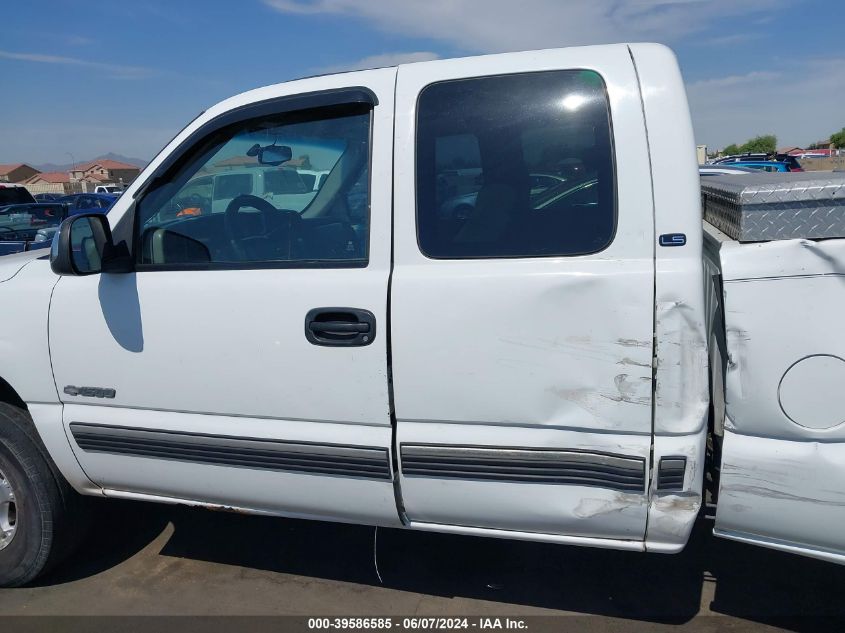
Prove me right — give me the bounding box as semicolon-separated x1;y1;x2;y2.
0;403;85;587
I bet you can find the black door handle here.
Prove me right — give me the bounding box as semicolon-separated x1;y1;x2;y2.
305;308;376;347
309;322;370;334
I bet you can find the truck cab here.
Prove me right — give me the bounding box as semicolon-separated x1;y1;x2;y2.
0;42;841;586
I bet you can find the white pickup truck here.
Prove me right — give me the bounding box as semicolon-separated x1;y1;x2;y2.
2;43;844;587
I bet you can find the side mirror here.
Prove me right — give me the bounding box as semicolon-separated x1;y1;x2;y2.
50;213;129;276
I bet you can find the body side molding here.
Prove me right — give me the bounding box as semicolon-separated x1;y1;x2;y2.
400;444;646;493
69;422;392;480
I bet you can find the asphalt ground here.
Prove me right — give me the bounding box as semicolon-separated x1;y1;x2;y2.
0;499;843;632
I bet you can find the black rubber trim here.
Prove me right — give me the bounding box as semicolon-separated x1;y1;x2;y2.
69;422;391;480
656;456;687;491
400;444;646;493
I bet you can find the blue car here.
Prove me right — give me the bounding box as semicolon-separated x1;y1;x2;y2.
0;202;72;256
33;192;64;202
729;161;790;173
55;193;118;214
0;195;114;256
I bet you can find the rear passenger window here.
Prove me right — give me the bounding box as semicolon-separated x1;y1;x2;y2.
416;70;615;258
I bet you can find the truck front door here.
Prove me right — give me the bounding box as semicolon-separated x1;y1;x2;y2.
390;47;658;543
48;69;402;527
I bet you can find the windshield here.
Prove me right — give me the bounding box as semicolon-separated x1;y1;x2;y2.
0;187;35;206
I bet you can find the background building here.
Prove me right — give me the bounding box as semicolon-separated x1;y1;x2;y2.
0;163;40;183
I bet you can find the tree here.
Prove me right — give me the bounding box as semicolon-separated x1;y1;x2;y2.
739;134;777;154
831;128;845;149
721;135;777;156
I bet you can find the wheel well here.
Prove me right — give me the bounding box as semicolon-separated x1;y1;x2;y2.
0;376;26;410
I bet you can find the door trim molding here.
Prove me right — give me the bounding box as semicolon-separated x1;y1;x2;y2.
69;422;392;480
400;443;646;492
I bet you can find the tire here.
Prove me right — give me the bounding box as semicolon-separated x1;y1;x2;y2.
0;402;86;587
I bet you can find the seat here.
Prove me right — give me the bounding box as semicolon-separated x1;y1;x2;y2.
453;183;518;245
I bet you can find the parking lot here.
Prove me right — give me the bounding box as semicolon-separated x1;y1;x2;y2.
0;499;842;630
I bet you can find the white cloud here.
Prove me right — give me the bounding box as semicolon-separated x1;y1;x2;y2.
0;49;154;79
316;51;440;74
264;0;841;151
687;70;780;90
262;0;785;52
687;58;845;149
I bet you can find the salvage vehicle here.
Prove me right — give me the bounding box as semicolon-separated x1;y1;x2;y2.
0;203;70;256
726;161;790;173
93;185;123;195
698;165;755;177
54;193;118;214
2;43;845;587
0;183;36;207
712;152;804;172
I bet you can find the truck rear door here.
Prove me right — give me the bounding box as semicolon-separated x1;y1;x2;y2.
391;46;657;544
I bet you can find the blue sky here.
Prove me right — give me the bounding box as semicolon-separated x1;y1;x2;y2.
2;0;843;164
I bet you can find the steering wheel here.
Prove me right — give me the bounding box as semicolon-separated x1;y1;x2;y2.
224;194;290;260
0;227;19;240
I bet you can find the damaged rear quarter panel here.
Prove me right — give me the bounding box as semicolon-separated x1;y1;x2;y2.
715;236;845;556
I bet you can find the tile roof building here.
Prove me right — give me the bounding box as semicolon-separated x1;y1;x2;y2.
0;163;40;183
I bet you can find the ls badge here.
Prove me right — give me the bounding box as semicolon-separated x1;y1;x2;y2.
659;233;687;247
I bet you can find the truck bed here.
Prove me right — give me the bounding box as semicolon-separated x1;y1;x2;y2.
703;217;845;558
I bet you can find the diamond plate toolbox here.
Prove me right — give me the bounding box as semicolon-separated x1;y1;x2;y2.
701;172;845;242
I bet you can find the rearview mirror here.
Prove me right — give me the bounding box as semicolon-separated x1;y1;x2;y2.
247;144;292;166
50;213;130;276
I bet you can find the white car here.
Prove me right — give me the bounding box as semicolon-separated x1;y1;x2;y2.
93;185;124;194
296;169;330;191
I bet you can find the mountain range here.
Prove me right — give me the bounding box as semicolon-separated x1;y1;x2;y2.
32;152;148;173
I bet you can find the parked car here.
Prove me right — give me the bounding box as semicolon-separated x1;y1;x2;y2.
440;173;568;219
296;169;330;192
775;154;804;171
0;183;36;206
699;165;756;177
712;152;768;164
33;192;63;202
0;203;69;256
93;185;124;194
729;161;790;173
159;167;321;220
55;193;118;214
3;43;845;587
712;153;803;172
